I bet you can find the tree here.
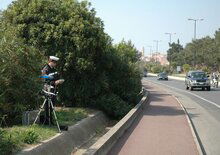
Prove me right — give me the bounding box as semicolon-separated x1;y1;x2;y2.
0;27;44;124
1;0;111;105
214;29;220;70
182;64;190;73
167;39;184;67
0;0;142;120
167;33;220;72
183;37;216;70
114;40;140;63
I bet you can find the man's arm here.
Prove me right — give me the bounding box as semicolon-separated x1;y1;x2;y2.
41;65;55;85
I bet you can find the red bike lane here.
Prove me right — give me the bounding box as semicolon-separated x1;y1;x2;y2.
108;82;199;155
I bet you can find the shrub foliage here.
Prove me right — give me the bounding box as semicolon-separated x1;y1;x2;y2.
0;0;142;124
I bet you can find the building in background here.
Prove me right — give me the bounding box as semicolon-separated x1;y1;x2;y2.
152;52;169;66
139;48;169;66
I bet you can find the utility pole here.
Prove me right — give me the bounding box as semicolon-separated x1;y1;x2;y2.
165;32;176;44
153;40;161;62
188;18;204;40
147;45;152;60
188;18;204;67
165;33;176;65
142;47;145;57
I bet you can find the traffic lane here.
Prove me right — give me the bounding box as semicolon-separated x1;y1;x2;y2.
144;76;220;107
143;77;220;122
142;80;220;155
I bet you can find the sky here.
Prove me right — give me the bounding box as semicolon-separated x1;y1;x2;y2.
1;0;220;55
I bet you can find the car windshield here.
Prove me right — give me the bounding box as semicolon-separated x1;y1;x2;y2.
159;73;167;76
191;72;206;78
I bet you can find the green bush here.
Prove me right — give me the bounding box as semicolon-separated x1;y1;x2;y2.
0;128;19;154
151;65;163;73
162;66;170;74
0;125;56;154
0;28;45;124
0;0;142;122
102;49;142;105
183;64;190;73
96;93;132;119
23;129;39;144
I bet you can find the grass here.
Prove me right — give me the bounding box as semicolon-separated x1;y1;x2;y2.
0;107;93;154
0;125;57;154
56;107;90;126
6;125;57;143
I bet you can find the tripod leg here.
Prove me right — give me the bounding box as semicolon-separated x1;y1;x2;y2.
2;115;7;127
48;99;51;126
0;118;3;127
33;99;47;124
3;119;7;127
50;101;61;133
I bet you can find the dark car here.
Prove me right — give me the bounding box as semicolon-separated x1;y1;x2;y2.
157;72;168;80
185;71;210;91
143;70;148;77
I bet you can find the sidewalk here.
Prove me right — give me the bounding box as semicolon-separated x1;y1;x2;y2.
108;82;199;155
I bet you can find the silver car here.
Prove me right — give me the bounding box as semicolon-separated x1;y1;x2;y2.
185;71;210;91
157;72;168;80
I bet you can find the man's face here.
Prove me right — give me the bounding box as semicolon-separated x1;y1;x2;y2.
49;60;57;68
51;61;57;67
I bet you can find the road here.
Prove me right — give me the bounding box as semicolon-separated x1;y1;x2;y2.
109;81;198;155
143;76;220;155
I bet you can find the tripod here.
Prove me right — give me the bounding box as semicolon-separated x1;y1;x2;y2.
0;115;7;127
33;89;61;133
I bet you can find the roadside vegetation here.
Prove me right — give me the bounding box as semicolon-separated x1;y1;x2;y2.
0;108;90;154
56;108;90;126
144;29;220;75
0;0;142;126
167;32;220;73
0;1;142;153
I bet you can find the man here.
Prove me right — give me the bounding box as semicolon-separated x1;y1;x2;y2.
41;56;62;125
211;71;219;88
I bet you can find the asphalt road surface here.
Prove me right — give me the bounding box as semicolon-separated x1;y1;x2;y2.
143;76;220;155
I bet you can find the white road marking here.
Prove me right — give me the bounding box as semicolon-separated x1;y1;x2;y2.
173;95;204;155
143;79;220;109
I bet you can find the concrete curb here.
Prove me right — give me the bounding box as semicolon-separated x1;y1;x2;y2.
174;95;205;155
84;90;149;155
148;73;185;81
18;111;108;155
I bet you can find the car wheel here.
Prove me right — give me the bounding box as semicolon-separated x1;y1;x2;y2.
186;85;189;90
202;87;205;91
190;87;193;91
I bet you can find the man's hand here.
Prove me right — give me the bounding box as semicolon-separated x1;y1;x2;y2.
55;79;65;85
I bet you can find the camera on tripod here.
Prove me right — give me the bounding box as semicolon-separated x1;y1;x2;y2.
34;72;65;132
40;72;64;97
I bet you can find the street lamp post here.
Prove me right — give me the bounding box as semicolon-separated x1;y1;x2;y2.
154;40;160;52
147;45;152;60
165;32;176;44
165;33;176;66
188;18;204;40
153;40;161;62
188;18;204;67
